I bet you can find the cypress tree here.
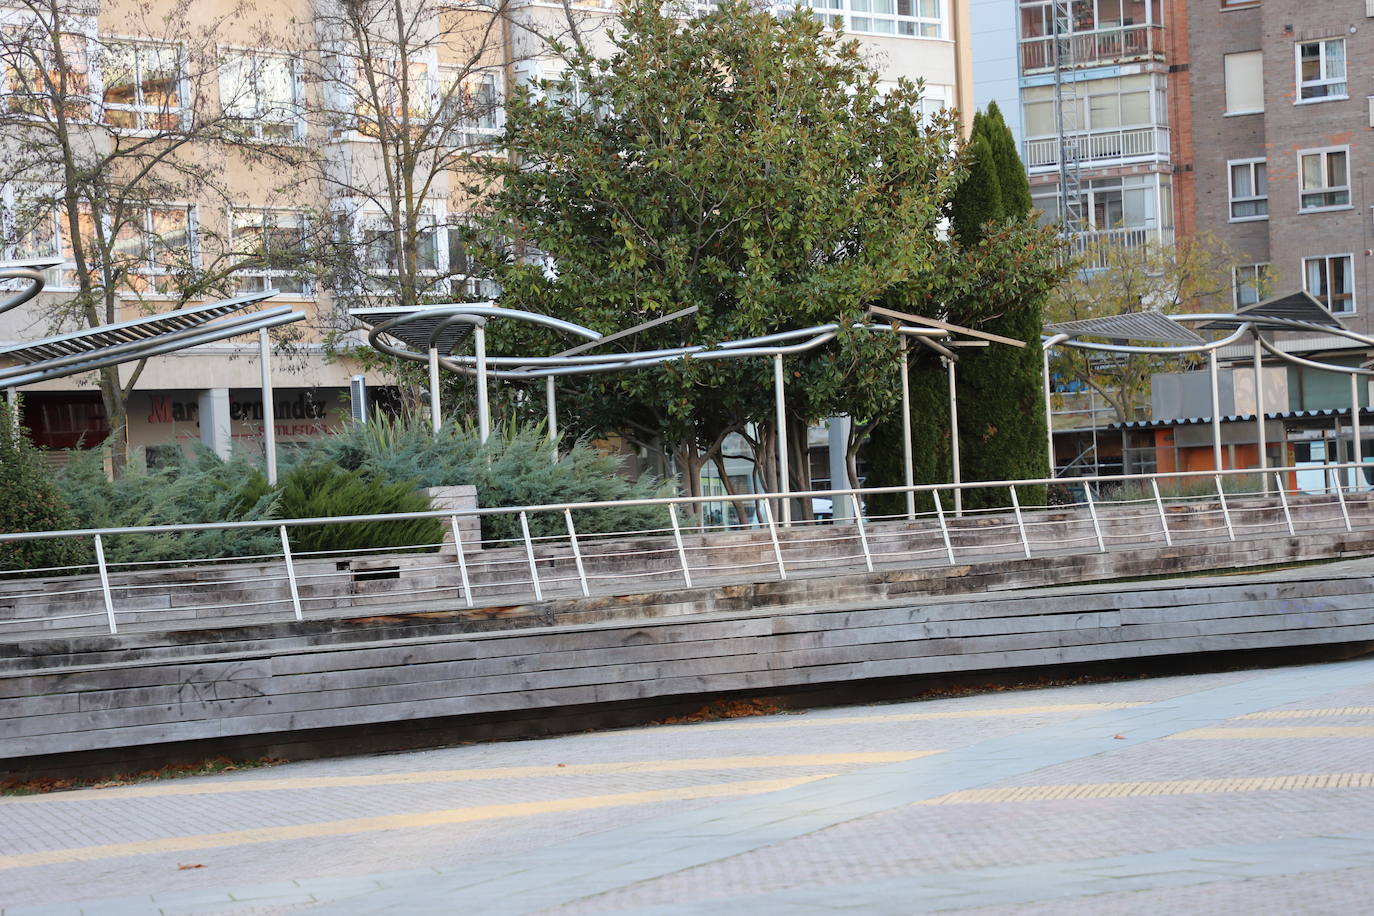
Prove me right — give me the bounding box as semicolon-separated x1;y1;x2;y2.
950;133;1003;247
983;101;1032;218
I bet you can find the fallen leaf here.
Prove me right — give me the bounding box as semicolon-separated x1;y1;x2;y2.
1113;734;1126;740
177;863;205;870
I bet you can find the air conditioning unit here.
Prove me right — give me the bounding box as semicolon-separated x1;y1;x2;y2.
349;375;368;424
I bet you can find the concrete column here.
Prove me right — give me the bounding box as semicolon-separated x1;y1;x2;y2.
198;388;232;460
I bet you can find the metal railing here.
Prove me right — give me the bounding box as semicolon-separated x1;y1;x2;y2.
0;462;1369;638
1024;126;1170;170
1020;23;1164;72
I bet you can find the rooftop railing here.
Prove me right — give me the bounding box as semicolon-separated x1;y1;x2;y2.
1019;23;1165;72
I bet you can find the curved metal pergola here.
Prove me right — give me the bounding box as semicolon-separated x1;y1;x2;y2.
0;258;307;482
1041;293;1374;478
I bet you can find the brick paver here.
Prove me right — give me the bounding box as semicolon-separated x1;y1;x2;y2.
2;658;1372;914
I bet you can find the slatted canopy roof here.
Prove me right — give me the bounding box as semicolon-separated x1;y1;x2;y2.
0;292;273;364
1044;310;1205;345
352;304;489;355
1198;291;1344;331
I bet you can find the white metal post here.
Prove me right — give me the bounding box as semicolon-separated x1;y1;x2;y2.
947;356;962;517
519;511;543;601
259;328;278;485
1215;475;1235;541
760;497;786;580
1042;345;1055;478
900;340;915;520
668;504;693;588
1274;472;1295;536
93;534;117;634
1333;470;1353;531
851;490;873;572
563;508;590;597
932;489;956;564
1209;349;1223;471
1352;372;1363;491
547;375;558;463
279;525;303;621
1150;478;1172;547
1083;485;1105;552
474;321;491;443
449;515;473;607
773;353;790;526
1009;485;1032;558
427;346;442;433
1254;338;1266;478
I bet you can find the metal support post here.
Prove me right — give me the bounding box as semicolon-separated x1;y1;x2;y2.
773;353;790;525
259;328;278;485
1253;338;1267;482
547;375;559;463
932;489;956;564
474;320;491;443
851;491;873;572
1009;485;1032;558
427;346;442;432
1209;349;1223;471
1353;372;1363;491
900;340;915;519
93;534;117;634
760;497;787;580
449;515;474;607
563;508;590;597
519;511;542;601
1215;476;1235;541
279;525;303;621
1333;471;1353;531
947;356;962;517
1083;485;1105;552
1150;478;1172;547
668;504;693;588
1274;472;1295;536
1042;345;1056;478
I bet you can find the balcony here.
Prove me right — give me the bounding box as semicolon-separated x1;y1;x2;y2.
1067;227;1166;269
1020;23;1164;73
1023;125;1170;172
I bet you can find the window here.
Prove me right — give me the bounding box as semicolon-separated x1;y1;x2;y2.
0;188;94;289
439;68;502;148
810;0;943;38
1233;263;1270;308
231;210;308;294
1304;254;1354;314
0;21;92;119
112;205;196;294
101;41;182;130
1223;50;1263;114
219;50;302;141
1299;148;1349;211
1296;38;1346;101
445;219;499;299
1228;159;1267;220
351;56;431;139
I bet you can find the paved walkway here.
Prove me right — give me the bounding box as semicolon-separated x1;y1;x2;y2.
4;655;1374;914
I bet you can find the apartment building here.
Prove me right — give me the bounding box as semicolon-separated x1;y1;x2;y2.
0;0;973;465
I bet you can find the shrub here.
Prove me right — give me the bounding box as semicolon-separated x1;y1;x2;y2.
0;405;87;573
273;461;442;554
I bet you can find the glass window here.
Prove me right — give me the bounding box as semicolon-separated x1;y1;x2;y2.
1223;51;1263;114
1;23;92;119
440;69;502;149
101;41;182;130
810;0;942;38
232;210;308;294
220;51;301;141
1233;263;1270;309
1304;255;1354;314
1296;39;1347;101
107;205;195;294
1299;148;1349;211
1228;159;1267;220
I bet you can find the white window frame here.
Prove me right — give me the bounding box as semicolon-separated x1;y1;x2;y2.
98;38;187;132
0;8;99;121
218;47;305;142
1295;38;1347;103
1298;146;1351;213
323;44;439;143
229;208;310;296
438;66;504;151
809;0;945;40
1302;254;1356;315
116;202;199;296
1227;158;1267;222
339;200;491;298
1232;263;1269;309
0;184;80;290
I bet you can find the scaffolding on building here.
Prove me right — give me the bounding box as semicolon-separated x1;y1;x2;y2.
1051;0;1085;236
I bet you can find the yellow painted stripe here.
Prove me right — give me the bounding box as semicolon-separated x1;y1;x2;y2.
1;752;929;806
0;775;828;871
918;773;1374;805
1239;707;1374;721
1168;726;1374;740
694;702;1145;731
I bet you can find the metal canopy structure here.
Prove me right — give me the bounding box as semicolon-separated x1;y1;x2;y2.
1045;310;1205;346
0;259;307;483
1042;297;1374;485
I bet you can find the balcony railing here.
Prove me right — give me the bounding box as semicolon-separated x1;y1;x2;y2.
1067;227;1159;269
1023;125;1169;171
1020;23;1165;72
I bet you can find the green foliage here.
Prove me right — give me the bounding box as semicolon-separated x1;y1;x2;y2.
0;405;86;573
273;462;441;554
950;134;1002;247
57;448;280;565
981;102;1032;218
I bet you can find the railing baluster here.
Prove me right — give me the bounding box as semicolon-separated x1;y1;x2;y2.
932;490;956;564
1214;476;1235;542
1333;471;1353;532
1009;486;1032;558
851;491;873;573
1150;478;1172;547
562;509;590;598
1083;485;1106;553
760;498;786;581
1274;472;1295;536
450;515;474;607
93;534;117;635
668;504;692;588
279;525;303;621
519;511;543;602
